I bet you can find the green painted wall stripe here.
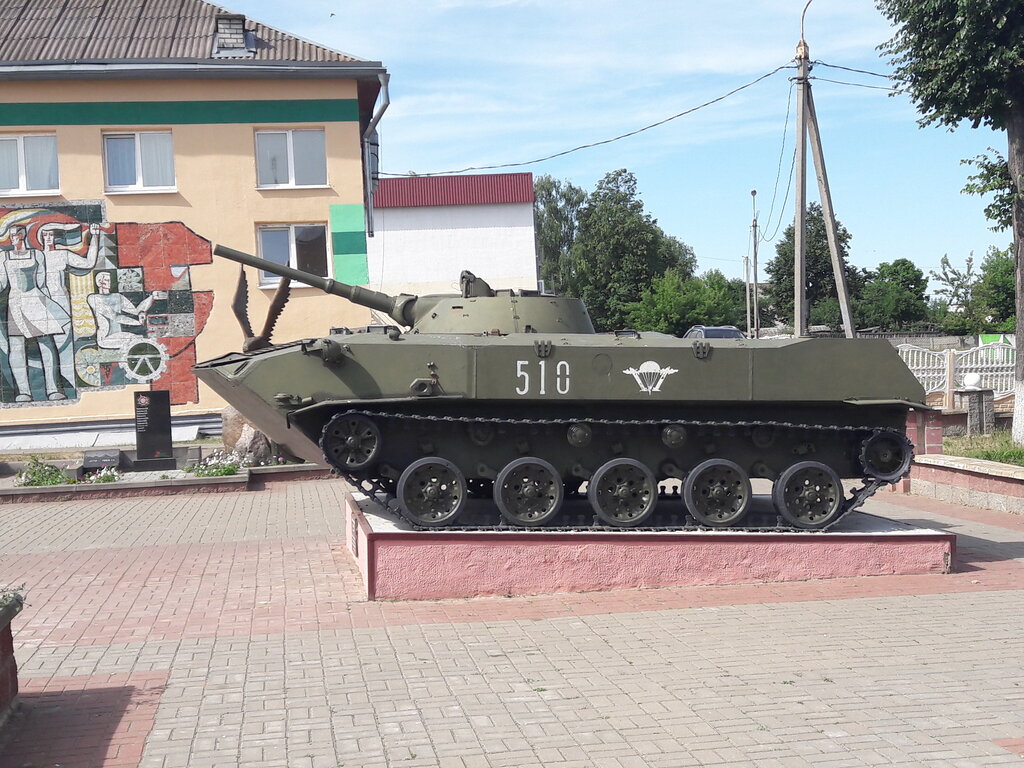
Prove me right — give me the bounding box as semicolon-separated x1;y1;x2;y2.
329;203;368;285
329;203;365;232
335;254;370;285
331;231;366;255
0;98;358;126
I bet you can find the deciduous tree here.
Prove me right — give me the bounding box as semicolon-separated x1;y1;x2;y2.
568;169;695;330
533;175;586;294
627;270;745;336
762;202;864;329
859;258;929;329
877;0;1024;440
975;245;1015;327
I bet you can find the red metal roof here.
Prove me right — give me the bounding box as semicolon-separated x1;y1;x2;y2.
374;173;534;208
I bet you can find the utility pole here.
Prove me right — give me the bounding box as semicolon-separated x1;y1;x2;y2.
806;87;855;338
791;36;856;339
743;252;752;337
793;39;809;337
751;189;761;339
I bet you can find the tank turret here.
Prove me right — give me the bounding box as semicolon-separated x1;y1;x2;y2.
214;244;596;335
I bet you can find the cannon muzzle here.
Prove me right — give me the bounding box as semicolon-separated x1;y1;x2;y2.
214;244;418;327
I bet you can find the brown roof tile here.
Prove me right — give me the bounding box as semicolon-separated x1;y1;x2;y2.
0;0;368;63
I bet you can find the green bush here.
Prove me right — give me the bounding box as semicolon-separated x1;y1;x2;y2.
15;456;72;487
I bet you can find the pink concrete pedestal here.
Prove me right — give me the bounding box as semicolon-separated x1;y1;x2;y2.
345;495;956;601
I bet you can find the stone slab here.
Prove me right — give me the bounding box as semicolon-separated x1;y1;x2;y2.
345;494;957;601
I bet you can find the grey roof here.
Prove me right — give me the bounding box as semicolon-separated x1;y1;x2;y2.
0;0;370;64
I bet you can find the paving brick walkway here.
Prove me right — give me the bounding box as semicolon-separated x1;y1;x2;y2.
0;479;1022;767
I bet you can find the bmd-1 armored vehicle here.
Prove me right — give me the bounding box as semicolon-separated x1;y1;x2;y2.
194;245;925;531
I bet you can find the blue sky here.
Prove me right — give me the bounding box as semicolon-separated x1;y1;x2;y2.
230;0;1009;288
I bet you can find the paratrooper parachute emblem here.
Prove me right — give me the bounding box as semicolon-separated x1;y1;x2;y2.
623;360;678;394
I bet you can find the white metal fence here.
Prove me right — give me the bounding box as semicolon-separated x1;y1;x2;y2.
898;342;1015;397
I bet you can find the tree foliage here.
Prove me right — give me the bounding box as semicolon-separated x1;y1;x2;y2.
626;270;745;336
923;251;1016;334
762;203;864;329
962;149;1014;231
534;169;696;331
975;245;1016;324
534;175;586;294
877;1;1024;131
930;254;977;313
859;258;930;329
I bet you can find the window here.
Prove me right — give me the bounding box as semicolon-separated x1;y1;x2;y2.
256;129;327;188
0;134;59;195
103;131;175;191
257;224;329;286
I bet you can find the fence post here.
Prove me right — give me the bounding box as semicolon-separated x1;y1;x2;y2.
944;349;956;410
906;408;944;457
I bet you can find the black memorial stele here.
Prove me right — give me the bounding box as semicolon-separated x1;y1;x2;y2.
133;390;175;471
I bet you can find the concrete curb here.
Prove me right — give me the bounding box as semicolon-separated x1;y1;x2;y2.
0;464;333;504
895;454;1024;514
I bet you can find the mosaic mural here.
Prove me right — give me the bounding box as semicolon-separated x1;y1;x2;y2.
0;206;213;407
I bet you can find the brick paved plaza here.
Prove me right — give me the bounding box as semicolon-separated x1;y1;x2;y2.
0;479;1022;767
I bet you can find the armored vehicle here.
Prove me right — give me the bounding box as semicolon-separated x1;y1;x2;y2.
194;245;926;531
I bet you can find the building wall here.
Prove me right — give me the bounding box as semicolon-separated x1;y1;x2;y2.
0;77;374;425
367;202;538;296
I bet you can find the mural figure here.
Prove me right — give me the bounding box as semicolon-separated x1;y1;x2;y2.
1;225;80;400
41;222;102;392
0;206;213;407
88;271;167;350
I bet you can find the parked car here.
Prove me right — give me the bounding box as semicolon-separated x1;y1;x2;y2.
682;325;745;339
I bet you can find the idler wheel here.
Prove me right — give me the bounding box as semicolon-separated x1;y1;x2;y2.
396;458;467;527
321;412;381;471
772;461;845;529
683;459;752;527
587;459;657;527
494;457;564;527
860;431;914;482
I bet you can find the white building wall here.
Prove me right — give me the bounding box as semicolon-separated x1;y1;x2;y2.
367;202;539;297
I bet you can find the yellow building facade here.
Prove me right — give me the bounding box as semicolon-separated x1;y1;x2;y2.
0;5;387;428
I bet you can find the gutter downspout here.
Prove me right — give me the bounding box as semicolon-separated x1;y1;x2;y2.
363;72;390;237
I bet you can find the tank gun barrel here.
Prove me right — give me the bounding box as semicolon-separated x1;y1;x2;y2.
214;244;416;326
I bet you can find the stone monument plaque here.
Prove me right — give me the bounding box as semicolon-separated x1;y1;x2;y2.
134;390;176;470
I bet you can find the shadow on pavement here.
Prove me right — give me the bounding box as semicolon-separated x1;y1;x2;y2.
894;518;1024;568
0;682;163;767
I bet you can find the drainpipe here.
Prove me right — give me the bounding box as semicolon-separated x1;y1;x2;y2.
363;73;390;237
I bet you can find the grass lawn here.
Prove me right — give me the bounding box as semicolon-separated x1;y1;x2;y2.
942;430;1024;467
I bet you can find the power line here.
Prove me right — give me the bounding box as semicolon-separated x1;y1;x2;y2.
761;147;797;243
812;60;892;79
809;75;897;92
759;81;795;241
379;63;795;177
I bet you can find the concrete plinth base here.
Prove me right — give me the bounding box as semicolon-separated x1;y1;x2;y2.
345;495;957;601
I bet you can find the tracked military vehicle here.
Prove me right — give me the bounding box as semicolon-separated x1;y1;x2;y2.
194;245;926;531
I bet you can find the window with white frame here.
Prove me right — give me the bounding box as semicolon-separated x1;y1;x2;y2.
103;131;175;191
255;129;327;188
257;224;329;286
0;134;59;195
